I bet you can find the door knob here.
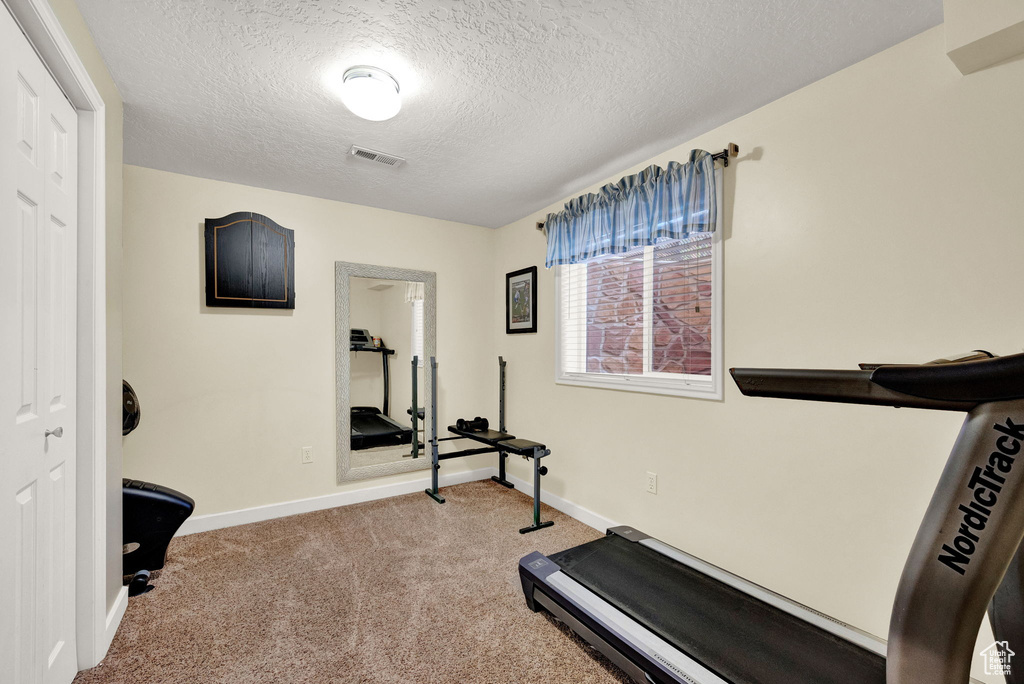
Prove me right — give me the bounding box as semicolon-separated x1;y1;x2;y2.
45;427;63;438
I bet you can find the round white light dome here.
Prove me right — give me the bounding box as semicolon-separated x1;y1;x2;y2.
337;66;401;121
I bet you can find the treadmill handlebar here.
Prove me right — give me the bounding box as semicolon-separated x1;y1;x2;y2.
729;367;977;412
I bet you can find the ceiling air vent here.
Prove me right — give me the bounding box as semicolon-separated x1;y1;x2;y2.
349;145;406;168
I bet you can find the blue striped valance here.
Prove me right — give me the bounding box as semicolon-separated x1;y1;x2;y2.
544;149;718;268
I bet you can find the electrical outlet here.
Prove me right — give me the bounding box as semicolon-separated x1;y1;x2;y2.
646;471;657;494
301;446;313;464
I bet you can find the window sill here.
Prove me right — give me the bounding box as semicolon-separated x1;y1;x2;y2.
556;373;722;400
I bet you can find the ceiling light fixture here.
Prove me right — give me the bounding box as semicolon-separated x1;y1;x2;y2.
336;66;401;121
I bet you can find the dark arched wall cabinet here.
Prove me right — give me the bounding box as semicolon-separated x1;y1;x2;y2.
204;212;295;309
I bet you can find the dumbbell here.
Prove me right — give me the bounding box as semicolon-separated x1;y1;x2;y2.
456;416;489;432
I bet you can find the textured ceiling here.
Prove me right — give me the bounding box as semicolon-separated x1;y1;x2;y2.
77;0;942;228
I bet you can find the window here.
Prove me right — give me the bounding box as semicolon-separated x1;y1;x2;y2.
556;230;722;399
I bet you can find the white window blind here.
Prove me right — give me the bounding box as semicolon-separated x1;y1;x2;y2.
556;230;722;399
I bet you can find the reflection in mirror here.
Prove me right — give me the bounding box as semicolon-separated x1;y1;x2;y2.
336;263;435;483
349;277;424;467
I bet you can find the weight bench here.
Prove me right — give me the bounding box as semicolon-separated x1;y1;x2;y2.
423;357;554;533
435;424;553;533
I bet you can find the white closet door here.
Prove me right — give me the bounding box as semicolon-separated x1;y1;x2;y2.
0;5;79;684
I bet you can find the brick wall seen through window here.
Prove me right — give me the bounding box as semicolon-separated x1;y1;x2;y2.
583;234;712;377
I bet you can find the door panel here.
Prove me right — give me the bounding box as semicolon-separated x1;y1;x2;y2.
16;192;39;421
14;482;38;684
0;5;79;684
48;216;67;409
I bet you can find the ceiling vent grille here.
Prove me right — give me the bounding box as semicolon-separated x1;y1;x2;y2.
349;145;406;168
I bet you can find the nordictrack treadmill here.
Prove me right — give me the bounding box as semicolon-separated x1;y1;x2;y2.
521;351;1024;684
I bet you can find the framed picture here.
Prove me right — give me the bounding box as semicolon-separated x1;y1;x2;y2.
506;266;538;334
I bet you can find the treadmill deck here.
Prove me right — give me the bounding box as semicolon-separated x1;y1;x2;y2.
549;535;885;684
351;410;413;450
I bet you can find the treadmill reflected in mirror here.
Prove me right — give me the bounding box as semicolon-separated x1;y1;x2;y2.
349;332;413;450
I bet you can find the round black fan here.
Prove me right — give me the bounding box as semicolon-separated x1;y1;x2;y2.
123;380;141;436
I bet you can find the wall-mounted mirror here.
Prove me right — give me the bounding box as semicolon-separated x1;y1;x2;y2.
336;262;436;483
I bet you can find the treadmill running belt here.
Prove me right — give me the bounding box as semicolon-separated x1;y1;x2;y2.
552;535;885;684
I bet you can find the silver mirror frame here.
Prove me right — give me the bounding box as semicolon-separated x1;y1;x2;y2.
336;261;436;483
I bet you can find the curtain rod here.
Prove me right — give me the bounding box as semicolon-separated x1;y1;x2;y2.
536;143;739;232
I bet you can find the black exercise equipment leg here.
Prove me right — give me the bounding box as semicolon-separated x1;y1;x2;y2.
492;451;515;489
424;462;445;504
425;487;446;504
128;570;153;596
424;357;446;504
520;447;554;534
410;356;419;459
492;356;515;489
423;446;444;499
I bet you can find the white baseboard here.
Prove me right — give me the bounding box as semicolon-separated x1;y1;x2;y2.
176;467;494;536
175;466;618;538
502;472;619;532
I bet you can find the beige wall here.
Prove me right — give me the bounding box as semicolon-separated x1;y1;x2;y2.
494;25;1022;682
45;0;125;615
121;166;497;516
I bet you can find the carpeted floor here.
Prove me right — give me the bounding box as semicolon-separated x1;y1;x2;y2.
75;480;631;683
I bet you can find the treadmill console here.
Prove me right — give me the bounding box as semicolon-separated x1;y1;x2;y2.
350;328;373;350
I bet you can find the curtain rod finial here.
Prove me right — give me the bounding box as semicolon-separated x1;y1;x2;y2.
712;143;740;166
